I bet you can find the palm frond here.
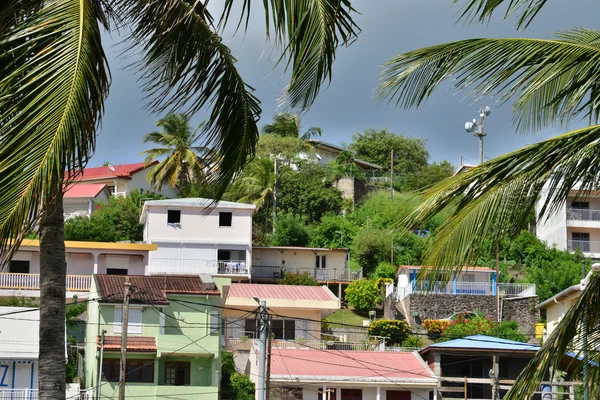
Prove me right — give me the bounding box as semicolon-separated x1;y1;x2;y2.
505;272;600;400
453;0;548;29
221;0;360;110
119;0;261;199
404;124;600;275
377;30;600;132
0;0;109;262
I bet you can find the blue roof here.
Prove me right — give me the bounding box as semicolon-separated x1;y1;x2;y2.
425;335;540;352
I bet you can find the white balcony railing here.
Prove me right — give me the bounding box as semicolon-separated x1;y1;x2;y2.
226;339;414;352
568;240;600;253
217;260;248;275
567;207;600;222
0;273;91;292
396;281;536;301
252;265;362;282
149;258;249;276
0;389;92;400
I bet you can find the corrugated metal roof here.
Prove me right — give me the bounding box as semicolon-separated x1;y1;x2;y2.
0;307;39;359
228;284;336;301
95;274;220;305
424;335;539;352
99;336;157;352
75;161;156;180
64;183;108;198
269;349;436;381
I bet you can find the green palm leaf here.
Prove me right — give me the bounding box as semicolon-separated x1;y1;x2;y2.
453;0;548;29
0;0;109;260
221;0;360;110
377;29;600;132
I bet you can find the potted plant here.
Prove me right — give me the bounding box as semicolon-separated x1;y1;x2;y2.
239;335;249;342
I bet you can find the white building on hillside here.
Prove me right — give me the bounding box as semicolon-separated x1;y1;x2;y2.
536;184;600;259
140;198;256;279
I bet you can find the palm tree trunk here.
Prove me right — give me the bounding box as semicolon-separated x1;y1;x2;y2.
38;190;66;400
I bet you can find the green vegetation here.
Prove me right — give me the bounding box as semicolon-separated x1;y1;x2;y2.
279;271;319;286
268;213;311;247
324;309;369;327
440;316;527;343
367;320;411;346
345;279;381;311
230;373;255;400
373;262;397;280
400;335;425;349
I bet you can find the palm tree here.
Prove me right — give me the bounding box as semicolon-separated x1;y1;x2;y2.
262;111;323;140
0;2;359;398
141;113;206;196
376;1;600;397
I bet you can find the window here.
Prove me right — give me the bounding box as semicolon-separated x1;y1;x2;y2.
114;306;143;334
244;318;257;338
341;389;363;400
219;212;233;227
106;268;128;275
9;260;30;274
318;389;337;400
271;319;295;340
217;249;245;262
462;273;476;283
387;391;411;400
167;210;181;224
572;201;590;209
106;255;130;272
572;232;591;252
210;311;220;336
315;255;327;269
102;359;153;383
165;362;190;386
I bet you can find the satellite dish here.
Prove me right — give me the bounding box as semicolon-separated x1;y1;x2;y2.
483;106;492;116
107;163;115;172
464;122;475;133
398;275;409;288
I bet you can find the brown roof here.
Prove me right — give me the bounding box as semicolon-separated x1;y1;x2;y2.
98;336;157;352
95;275;220;305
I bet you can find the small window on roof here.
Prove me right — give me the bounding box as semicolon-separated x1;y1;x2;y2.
167;210;181;224
219;212;232;227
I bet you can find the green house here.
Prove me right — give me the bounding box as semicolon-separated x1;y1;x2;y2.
84;274;222;399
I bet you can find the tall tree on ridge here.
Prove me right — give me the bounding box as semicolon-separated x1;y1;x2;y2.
262;111;323;140
0;1;359;398
377;0;600;397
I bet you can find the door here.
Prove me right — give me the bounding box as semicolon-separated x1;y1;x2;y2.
315;255;327;280
387;390;411;400
341;389;362;400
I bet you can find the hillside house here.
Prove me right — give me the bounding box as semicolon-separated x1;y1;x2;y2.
420;335;581;400
141;198;256;279
83;274;222;400
249;349;437;400
64;161;177;218
0;240;156;298
537;284;581;340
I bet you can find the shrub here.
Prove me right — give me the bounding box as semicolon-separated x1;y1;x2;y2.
373;262;397;280
230;372;255;400
401;335;424;349
367;320;411;346
440;316;528;343
422;319;450;335
279;271;319;286
268;213;311;247
345;279;380;311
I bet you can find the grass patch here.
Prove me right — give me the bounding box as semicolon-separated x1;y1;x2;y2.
326;309;369;327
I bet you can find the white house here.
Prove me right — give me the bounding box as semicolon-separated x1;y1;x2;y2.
306;139;382;171
140;198;256;279
63;183;111;219
536;184;600;259
537;284;581;340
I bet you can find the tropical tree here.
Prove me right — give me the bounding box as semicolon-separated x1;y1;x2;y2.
376;0;600;397
262;111;322;140
0;2;358;398
140;113;206;196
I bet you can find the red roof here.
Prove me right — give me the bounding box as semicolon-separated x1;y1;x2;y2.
269;349;435;380
73;161;157;181
228;284;336;301
64;183;107;198
99;336;156;352
95;275;220;305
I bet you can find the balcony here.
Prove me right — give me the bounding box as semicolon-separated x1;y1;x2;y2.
0;387;91;399
567;207;600;221
0;273;92;292
567;240;600;254
149;258;249;277
395;281;536;301
252;265;362;282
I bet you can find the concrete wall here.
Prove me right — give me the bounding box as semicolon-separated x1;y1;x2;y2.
536;187;568;249
335;177;378;206
300;386;431;400
223;308;322;340
252;248;347;270
399;294;539;336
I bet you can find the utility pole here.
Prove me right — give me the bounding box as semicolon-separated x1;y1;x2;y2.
265;316;273;400
390;149;394;200
273;158;279;232
118;277;131;400
257;300;268;400
581;260;590;400
464;106;492;164
97;329;106;400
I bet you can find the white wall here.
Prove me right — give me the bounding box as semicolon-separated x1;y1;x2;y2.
300;386;431;400
253;248;347;270
0;361;38;391
536;188;568;249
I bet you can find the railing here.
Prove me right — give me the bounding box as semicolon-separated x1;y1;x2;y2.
0;273;91;292
226;338;415;352
0;389;38;400
252;266;362;282
396;281;536;300
498;283;536;297
568;240;600;253
567;207;600;221
217;260;248;275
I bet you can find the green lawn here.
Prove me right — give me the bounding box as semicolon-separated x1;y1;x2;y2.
326;309;369;327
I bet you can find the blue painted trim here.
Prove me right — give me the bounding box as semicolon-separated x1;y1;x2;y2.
491;273;497;296
11;361;15;389
30;362;34;398
453;271;457;295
